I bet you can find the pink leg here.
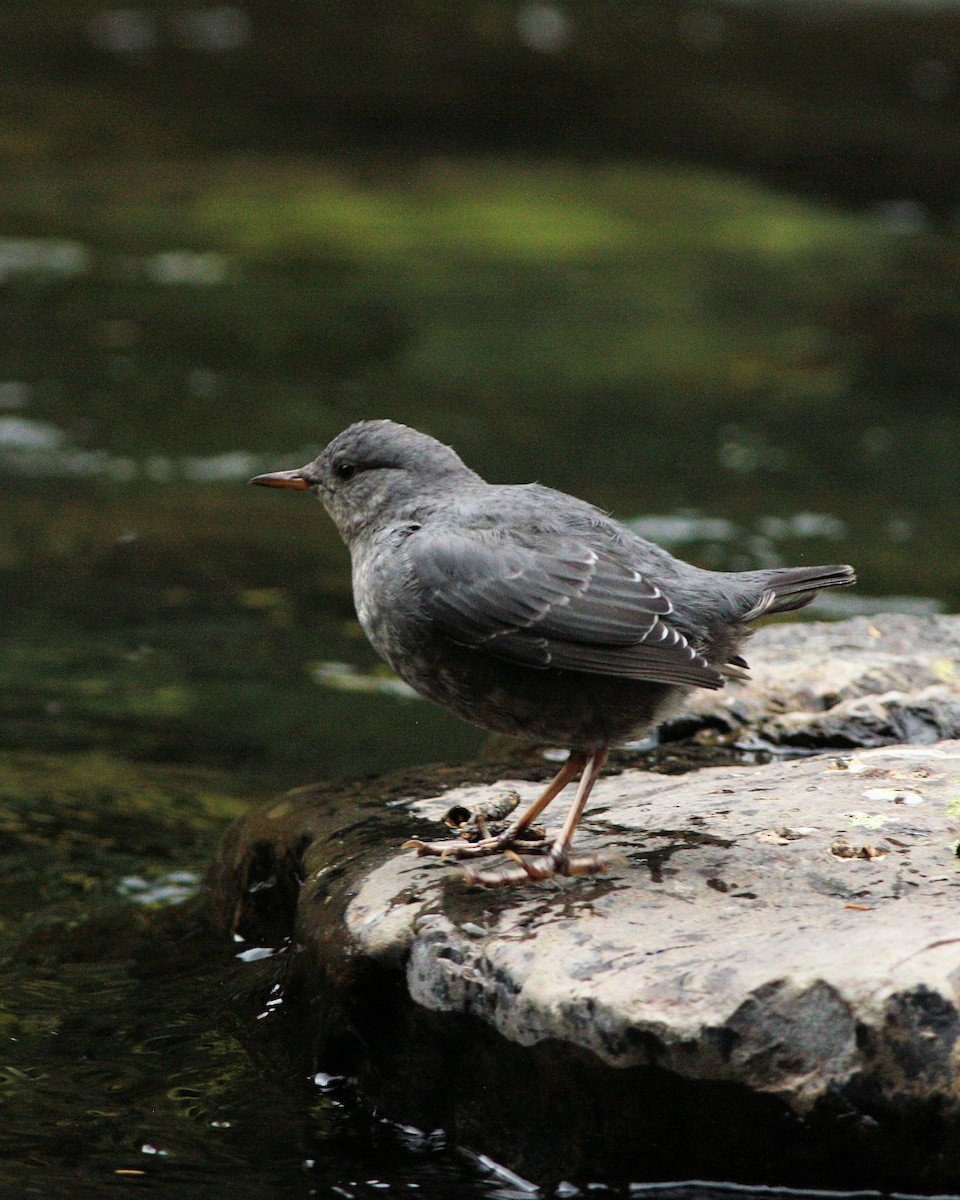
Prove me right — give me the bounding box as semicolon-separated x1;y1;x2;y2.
403;752;587;862
462;746;613;886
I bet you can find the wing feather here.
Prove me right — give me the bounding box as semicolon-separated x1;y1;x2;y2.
410;531;723;690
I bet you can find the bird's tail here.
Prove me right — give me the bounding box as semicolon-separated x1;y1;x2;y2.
740;564;856;622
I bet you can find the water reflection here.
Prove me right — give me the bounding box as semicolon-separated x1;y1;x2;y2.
0;752;560;1198
0;237;90;281
2;897;557;1199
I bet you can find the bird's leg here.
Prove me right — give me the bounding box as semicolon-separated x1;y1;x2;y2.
403;752;587;861
462;746;612;886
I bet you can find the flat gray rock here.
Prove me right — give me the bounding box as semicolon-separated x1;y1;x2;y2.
349;742;960;1106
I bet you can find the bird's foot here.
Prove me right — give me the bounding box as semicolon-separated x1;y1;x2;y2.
460;846;620;887
402;829;550;861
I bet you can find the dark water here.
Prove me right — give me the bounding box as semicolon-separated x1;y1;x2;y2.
2;157;959;1197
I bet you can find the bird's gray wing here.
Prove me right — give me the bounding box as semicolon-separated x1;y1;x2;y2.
410;531;724;689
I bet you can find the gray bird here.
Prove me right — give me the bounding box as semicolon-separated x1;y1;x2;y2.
252;420;855;885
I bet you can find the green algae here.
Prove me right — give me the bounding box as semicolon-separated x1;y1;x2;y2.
0;750;251;923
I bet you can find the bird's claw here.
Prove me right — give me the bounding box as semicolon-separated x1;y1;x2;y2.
461;848;617;887
403;835;504;859
403;830;552;860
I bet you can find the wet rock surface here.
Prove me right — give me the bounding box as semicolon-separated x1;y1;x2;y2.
341;745;960;1114
205;616;960;1189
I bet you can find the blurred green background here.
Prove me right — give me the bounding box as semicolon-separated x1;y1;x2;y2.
3;1;959;787
3;4;960;1194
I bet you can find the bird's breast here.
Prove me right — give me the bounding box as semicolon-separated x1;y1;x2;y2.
351;550;386;648
350;538;423;666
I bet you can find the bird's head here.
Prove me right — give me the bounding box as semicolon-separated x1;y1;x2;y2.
250;419;477;543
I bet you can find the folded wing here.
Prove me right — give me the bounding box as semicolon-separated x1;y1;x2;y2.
411;531;724;689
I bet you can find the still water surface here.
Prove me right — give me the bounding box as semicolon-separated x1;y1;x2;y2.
2;161;959;1196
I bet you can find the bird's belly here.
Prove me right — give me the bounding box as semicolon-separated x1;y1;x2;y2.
350;551;690;749
387;634;685;751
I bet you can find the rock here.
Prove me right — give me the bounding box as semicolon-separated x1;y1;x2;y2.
204;617;960;1189
759;684;960;748
348;744;960;1090
669;612;960;748
205;746;960;1188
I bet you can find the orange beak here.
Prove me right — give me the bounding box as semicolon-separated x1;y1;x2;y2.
249;469;309;490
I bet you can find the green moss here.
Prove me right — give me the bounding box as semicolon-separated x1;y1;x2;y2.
0;750;248;829
0;750;252;919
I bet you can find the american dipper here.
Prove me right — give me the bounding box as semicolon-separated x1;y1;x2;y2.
252;420;855;886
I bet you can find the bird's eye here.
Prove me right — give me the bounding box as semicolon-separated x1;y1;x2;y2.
334;461;356;481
